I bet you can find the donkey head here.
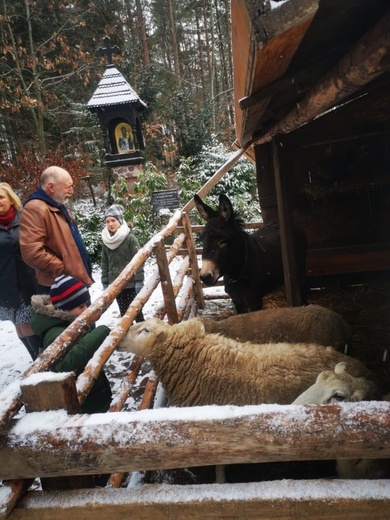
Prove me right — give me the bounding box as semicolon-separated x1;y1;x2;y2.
194;194;243;286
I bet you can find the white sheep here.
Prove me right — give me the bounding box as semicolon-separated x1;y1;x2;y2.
292;362;379;404
293;362;388;479
199;304;351;350
117;317;374;407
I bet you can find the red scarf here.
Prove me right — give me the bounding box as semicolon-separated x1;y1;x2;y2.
0;206;16;227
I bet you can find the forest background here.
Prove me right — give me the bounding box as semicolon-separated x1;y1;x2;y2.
0;0;259;260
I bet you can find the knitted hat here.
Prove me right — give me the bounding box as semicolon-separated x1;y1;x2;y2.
50;275;90;311
104;204;124;224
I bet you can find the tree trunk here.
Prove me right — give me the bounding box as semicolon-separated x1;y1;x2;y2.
135;0;150;65
167;0;181;80
194;0;206;99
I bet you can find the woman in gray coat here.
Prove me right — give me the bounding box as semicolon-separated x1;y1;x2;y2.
101;204;145;320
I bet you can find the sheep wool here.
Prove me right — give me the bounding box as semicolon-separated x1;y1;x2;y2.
199;304;351;350
118;317;373;407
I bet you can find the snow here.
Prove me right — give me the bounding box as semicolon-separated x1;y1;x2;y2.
270;0;289;10
1;480;389;508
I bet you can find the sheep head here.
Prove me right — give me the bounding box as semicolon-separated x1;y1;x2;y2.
292;362;376;405
117;318;170;355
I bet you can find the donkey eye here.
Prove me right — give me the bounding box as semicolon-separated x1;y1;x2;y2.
219;239;227;247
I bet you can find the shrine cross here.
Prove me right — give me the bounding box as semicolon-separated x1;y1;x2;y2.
97;36;121;65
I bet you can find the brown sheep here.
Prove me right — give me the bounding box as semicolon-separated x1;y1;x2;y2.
199;304;351;350
117;317;373;407
293;362;388;479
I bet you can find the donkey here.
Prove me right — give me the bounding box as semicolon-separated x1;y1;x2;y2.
194;193;307;313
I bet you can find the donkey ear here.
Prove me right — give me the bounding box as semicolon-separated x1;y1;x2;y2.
219;194;233;222
194;194;217;220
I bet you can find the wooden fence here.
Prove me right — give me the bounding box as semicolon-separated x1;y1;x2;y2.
0;208;389;520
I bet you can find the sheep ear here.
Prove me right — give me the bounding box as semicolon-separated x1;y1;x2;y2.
335;362;349;375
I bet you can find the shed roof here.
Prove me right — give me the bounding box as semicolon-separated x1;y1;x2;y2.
87;65;147;109
232;0;390;149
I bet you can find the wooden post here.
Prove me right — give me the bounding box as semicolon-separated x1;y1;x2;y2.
255;142;278;223
0;478;33;520
20;372;95;491
155;238;179;324
108;374;158;489
272;138;302;306
181;212;205;309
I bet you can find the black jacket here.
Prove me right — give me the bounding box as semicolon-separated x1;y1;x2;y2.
0;211;37;309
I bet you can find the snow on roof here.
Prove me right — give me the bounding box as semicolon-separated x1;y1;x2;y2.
87;65;147;109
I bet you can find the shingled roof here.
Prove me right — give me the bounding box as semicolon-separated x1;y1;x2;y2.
87;64;147;109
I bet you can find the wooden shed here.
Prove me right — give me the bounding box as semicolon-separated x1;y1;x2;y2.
231;0;389;301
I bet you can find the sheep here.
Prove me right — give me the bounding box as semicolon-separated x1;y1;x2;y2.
199;304;351;350
292;361;379;404
293;362;388;479
117;317;373;407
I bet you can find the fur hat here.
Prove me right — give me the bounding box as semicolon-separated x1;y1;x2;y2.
50;275;90;311
104;204;124;224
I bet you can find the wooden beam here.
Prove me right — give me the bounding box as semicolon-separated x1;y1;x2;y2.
234;0;319;145
108;373;158;489
254;8;390;144
307;249;390;277
239;71;310;111
181;212;205;309
154;256;190;319
1;402;389;480
155;239;179;324
272;138;302;306
7;480;390;520
0;479;33;520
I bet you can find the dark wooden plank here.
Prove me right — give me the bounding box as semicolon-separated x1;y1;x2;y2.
307;250;390;277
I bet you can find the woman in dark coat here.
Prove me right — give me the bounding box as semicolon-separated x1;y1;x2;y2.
0;182;41;359
31;274;112;414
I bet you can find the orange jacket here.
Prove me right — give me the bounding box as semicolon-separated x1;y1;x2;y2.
20;199;94;288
